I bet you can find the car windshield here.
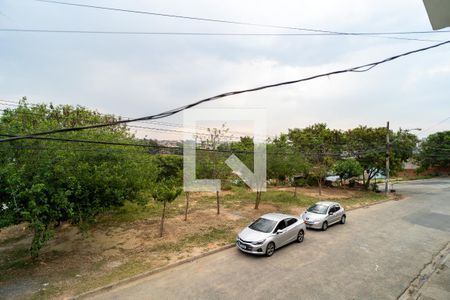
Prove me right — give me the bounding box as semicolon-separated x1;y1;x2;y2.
307;204;329;214
249;218;277;233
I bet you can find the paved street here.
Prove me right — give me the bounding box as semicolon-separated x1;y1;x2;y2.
89;179;450;300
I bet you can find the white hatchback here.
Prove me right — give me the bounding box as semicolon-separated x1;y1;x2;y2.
301;201;346;231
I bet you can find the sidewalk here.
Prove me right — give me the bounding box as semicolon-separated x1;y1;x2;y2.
400;242;450;300
417;253;450;300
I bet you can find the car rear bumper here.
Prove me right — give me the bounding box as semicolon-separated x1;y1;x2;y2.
236;241;266;255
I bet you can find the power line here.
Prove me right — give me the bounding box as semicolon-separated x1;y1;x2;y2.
0;132;392;157
419;116;450;136
0;28;445;43
2;39;450;143
0;105;264;139
31;0;450;39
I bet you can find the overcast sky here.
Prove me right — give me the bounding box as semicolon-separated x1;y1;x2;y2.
0;0;449;140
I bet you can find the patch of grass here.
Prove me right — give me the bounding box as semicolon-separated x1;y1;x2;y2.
27;285;64;300
338;192;388;209
391;175;435;182
263;190;317;206
156;226;237;253
73;259;155;296
0;247;33;281
0;233;28;247
182;227;236;246
97;196;186;225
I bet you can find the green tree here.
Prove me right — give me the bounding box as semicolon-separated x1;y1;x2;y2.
155;155;183;182
151;180;182;237
345;126;417;188
0;99;158;256
417;131;450;170
288;124;342;195
267;134;308;185
333;159;363;185
196;124;231;214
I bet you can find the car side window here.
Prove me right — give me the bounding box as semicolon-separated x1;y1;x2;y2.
286;218;297;227
330;206;338;213
274;220;287;232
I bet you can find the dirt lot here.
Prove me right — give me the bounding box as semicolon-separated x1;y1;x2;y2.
0;186;396;299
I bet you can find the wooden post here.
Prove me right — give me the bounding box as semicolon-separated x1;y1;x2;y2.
160;200;166;237
216;191;220;215
184;192;189;221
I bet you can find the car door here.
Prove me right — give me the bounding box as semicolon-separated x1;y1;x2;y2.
335;204;344;221
272;219;288;247
329;205;340;224
284;218;300;243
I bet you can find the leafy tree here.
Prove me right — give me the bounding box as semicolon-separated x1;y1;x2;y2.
345;126;417;188
155;155;183;182
333;159;363;185
417;131;450;170
288;124;342;195
0;99;158;256
229;136;263;208
196;124;231;214
151;180;182;237
267;134;308;185
229;136;254;173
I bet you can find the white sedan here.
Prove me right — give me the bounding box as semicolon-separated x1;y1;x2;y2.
236;213;306;257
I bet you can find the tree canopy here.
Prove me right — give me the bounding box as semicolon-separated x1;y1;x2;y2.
417;131;450;170
0;99;158;256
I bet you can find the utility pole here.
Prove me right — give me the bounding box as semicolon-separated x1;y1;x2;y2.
385;121;390;195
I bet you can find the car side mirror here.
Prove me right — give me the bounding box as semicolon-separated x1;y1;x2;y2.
328;211;333;215
276;229;284;234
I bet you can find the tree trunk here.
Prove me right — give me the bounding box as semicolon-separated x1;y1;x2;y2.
255;191;261;209
365;171;373;190
318;177;322;196
184;192;189;221
362;171;367;188
159;200;167;237
216;191;220;215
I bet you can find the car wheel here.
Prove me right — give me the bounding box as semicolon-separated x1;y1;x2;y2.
341;215;346;224
322;221;328;231
297;230;304;243
266;242;275;257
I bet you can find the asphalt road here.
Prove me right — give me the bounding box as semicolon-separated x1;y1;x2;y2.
89;178;450;300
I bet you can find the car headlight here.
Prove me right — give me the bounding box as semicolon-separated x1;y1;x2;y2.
251;239;266;245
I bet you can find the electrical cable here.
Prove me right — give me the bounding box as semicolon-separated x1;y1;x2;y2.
2;39;449;143
0;133;391;157
0;28;445;42
31;0;450;38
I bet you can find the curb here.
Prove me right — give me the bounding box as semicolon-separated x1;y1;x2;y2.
74;194;405;299
73;244;235;299
398;242;450;300
346;194;406;212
